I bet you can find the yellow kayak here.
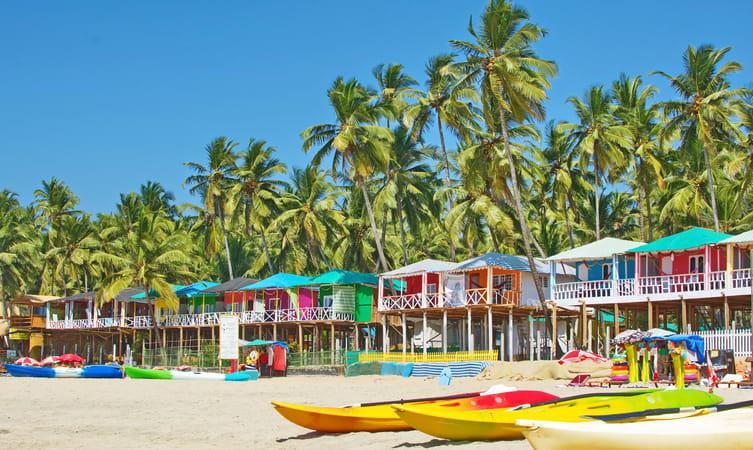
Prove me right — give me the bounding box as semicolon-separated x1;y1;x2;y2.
272;389;558;433
394;389;721;441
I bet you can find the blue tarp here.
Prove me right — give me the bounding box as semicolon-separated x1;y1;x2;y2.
239;273;313;290
666;334;706;363
380;362;413;377
411;362;489;378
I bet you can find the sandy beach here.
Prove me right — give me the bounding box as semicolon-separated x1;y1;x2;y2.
3;374;753;449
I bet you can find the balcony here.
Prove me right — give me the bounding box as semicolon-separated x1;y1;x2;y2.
552;268;752;305
45;307;354;330
378;289;521;311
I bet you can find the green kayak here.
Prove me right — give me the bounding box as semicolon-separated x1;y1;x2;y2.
124;366;256;381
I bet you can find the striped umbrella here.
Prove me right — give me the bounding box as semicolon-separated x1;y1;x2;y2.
40;356;61;366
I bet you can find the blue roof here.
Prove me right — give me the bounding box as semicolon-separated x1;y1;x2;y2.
453;253;550;274
239;273;313;290
130;284;185;299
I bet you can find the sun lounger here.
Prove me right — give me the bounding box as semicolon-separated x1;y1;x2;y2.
567;374;590;387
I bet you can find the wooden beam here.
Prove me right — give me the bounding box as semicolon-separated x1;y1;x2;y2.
681;299;688;333
613;304;620;336
551;303;558;359
647;300;653;329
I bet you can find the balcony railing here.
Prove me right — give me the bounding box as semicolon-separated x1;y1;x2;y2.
377;288;522;311
551;269;752;304
46;307;354;330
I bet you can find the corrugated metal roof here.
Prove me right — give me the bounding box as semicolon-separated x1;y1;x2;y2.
381;259;459;278
547;237;645;262
239;273;313;290
453;253;573;275
719;230;753;246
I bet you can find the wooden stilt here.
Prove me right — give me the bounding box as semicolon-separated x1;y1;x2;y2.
647;300;653;329
681;299;688;333
422;312;428;356
551;303;558;359
724;295;730;330
330;323;335;361
613;303;620;335
487;306;493;351
442;310;448;354
401;313;407;357
298;323;303;353
467;308;473;352
381;316;387;352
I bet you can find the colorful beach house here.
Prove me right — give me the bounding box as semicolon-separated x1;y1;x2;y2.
548;228;753;356
378;254;574;361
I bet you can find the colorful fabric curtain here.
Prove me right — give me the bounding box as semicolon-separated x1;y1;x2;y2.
332;285;355;314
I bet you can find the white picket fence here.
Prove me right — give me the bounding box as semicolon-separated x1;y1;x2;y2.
696;328;752;357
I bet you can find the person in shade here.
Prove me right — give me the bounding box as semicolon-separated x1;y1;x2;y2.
258;347;269;377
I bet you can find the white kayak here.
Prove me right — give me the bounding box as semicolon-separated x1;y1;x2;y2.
520;407;753;450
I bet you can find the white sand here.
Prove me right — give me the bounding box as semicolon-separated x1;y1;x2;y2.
3;374;753;449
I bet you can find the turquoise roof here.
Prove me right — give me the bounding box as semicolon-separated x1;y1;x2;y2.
239;273;313;290
130;281;219;299
626;227;732;253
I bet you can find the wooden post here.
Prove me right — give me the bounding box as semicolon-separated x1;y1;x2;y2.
442;310;447;354
330;323;335;362
613;303;620;335
422;312;427;356
178;327;183;365
142;331;146;366
579;301;587;349
353;324;359;352
421;272;428;308
528;314;534;361
647;300;653;329
487;306;493;351
704;244;712;291
551;303;558;359
401;313;407;357
298;323;303;353
486;267;493;305
273;323;277;342
724;295;730;330
726;243;734;289
467;308;473;352
507;309;513;362
681;298;688;333
381;316;387;352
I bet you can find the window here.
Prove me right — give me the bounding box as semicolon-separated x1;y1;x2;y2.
689;255;704;273
538;275;549;289
469;273;481;289
426;283;437;294
493;274;514;290
602;263;612;280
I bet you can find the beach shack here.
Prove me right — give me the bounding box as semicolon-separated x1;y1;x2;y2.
8;294;59;359
199;277;258;314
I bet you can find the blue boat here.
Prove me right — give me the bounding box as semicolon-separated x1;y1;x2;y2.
5;364;123;379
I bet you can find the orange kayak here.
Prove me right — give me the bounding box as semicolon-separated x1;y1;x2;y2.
272;389;559;433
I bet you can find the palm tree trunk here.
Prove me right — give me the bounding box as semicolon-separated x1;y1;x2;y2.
396;193;409;266
358;177;390;271
437;114;458;260
634;156;647;242
594;155;601;241
644;183;654;241
498;106;550;342
216;200;234;280
258;226;275;274
701;142;721;231
144;286;165;363
563;199;575;248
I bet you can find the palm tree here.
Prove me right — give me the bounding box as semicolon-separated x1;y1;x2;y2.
230;139;287;273
449;0;557;320
404;54;479;188
568;86;632;240
302;77;393;271
184;137;238;280
103;210;193;349
372;63;416;127
537;121;588;247
139;181;178;217
612;74;666;241
374;126;435;265
269;167;343;274
654;45;749;231
44;215;98;296
0;191;38;320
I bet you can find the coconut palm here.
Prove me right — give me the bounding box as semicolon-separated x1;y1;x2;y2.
612;74;667;241
102;209;193;349
404;54;479;187
230;139;287;273
44;215;98;296
372;63;416;126
0;191;38;320
654;45;749;231
268;166;343;274
449;0;556;318
184;137;238;280
301;77;393;271
568;86;632;240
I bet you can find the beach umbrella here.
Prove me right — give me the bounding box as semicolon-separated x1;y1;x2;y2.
58;354;85;364
645;328;675;339
40;356;61;366
14;357;40;366
612;329;647;344
558;349;610;365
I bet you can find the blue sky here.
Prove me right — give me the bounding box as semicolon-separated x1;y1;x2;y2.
2;1;752;213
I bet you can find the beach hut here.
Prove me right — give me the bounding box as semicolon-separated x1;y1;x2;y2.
8;295;59;359
199;277;258;314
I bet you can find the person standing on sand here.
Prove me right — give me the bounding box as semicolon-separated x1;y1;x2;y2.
259;347;268;377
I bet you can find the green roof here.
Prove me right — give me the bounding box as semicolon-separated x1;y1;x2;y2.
626;227;732;253
309;270;379;286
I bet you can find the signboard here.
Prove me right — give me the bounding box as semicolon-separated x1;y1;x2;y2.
218;314;239;360
443;274;466;307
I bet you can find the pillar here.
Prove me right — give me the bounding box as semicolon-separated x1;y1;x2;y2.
635;252;642;296
486;267;493;304
487;306;493;351
548;261;557;301
551;303;558;359
528;315;534;361
507;309;513;362
579;301;587;349
704;244;712;291
612;253;620;297
613;303;620;335
381;315;387;352
422;312;427;356
421;272;428;308
681;299;688;333
723;295;730;330
647;300;653;329
298;323;303;353
330;323;335;360
401;313;407;356
467;308;473;352
726;243;734;289
378;276;385;310
273;323;277;342
178;327;183;365
442;310;447;354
